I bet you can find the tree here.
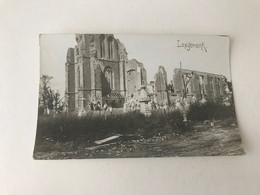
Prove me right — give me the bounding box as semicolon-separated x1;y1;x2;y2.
38;75;63;114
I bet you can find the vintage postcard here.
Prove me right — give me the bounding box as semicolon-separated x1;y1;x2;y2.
33;34;244;159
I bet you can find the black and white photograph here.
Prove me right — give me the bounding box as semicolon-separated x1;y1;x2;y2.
3;1;260;194
33;34;244;159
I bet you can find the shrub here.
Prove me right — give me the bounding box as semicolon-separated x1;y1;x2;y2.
187;101;236;121
165;110;186;130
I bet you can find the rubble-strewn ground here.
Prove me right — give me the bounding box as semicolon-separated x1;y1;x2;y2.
33;119;245;159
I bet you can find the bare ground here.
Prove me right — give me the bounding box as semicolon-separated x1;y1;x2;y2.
33;119;245;159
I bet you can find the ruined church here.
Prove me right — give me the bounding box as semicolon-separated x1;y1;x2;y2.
65;34;230;113
65;34;147;112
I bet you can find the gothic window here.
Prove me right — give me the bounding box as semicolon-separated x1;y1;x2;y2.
104;66;113;90
127;69;136;94
141;76;145;85
209;77;213;91
114;40;118;58
77;67;80;88
182;74;191;95
199;75;205;97
127;69;136;80
100;35;105;58
108;36;113;59
217;78;221;94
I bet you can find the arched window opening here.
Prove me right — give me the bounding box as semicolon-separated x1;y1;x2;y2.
199;75;205;98
217;78;221;94
108;36;113;59
83;99;86;108
77;67;80;88
104;66;114;90
100;35;105;58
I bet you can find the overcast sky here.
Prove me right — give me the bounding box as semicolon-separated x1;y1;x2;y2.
40;34;230;97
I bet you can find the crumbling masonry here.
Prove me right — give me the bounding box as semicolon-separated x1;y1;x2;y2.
154;66;169;106
65;34;229;112
173;68;227;102
65;34;147;112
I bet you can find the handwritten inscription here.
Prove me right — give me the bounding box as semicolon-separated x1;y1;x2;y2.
177;40;208;53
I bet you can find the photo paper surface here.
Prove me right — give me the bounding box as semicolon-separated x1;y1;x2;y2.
33;34;244;159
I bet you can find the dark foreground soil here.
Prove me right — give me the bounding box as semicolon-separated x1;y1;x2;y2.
33;119;245;159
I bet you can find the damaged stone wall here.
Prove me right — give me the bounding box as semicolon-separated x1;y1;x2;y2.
65;34;229;113
125;59;147;99
154;66;169;106
65;48;76;112
173;68;227;102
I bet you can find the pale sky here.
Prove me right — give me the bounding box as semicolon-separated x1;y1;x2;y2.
40;34;230;97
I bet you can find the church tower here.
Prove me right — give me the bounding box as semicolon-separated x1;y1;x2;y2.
65;34;128;112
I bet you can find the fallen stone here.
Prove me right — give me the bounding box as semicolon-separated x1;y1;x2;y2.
95;134;122;145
